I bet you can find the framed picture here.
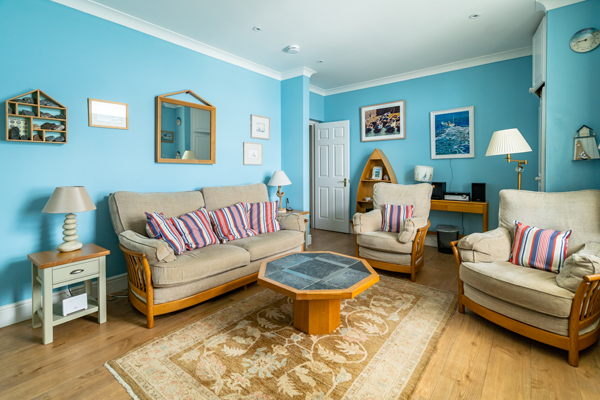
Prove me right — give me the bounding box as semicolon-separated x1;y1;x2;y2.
88;98;128;129
243;142;263;165
361;100;405;141
430;106;474;159
250;114;270;140
161;130;173;143
371;166;382;180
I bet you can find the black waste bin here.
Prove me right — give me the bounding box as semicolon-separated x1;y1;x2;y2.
436;225;459;254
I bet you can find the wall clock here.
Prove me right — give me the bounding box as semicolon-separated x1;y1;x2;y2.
570;28;600;53
176;117;181;126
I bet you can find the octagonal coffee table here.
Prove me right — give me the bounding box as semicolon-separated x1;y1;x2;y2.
258;251;379;335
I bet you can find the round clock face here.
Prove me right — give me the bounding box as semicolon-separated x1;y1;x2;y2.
570;28;600;53
176;117;181;126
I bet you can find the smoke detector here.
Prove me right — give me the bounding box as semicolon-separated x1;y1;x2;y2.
285;45;300;54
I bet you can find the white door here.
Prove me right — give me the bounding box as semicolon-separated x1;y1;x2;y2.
537;86;546;192
314;120;350;233
191;108;211;160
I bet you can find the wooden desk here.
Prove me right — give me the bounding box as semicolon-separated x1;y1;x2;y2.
430;199;489;232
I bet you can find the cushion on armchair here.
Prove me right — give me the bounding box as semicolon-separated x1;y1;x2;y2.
510;220;571;273
352;209;382;234
457;227;512;263
118;230;177;263
277;213;306;232
556;243;600;292
398;217;428;243
381;204;413;233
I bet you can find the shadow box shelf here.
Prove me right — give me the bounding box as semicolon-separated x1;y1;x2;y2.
356;149;397;213
5;89;68;144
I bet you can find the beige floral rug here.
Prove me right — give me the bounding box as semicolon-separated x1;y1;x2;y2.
106;276;456;400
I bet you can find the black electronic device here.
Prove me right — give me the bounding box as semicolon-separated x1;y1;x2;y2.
285;198;293;211
472;183;486;202
444;192;470;201
431;182;446;200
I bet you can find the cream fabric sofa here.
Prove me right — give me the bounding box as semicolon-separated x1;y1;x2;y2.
352;183;432;282
109;183;306;328
452;189;600;366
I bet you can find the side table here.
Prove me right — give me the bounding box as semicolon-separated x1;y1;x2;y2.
28;243;110;344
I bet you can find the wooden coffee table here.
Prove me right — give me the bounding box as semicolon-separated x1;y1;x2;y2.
258;251;379;334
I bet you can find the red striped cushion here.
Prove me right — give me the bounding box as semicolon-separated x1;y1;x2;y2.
171;208;219;250
144;212;186;255
247;201;282;234
510;221;572;273
381;204;414;233
209;202;258;243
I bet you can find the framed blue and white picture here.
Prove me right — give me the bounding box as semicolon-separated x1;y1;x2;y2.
430;106;474;159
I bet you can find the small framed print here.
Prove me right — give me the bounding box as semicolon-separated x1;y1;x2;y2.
161;130;173;143
88;98;128;129
243;142;263;165
250;114;270;140
371;166;382;180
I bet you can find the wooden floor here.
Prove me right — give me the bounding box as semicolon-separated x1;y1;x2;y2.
1;229;599;400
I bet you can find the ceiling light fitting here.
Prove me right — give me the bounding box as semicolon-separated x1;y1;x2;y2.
252;26;261;31
317;60;324;63
469;14;481;19
285;45;300;54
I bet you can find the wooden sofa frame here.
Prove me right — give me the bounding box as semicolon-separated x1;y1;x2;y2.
450;240;600;367
352;220;431;282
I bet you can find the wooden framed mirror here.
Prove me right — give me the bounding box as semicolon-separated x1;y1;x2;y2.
156;90;216;164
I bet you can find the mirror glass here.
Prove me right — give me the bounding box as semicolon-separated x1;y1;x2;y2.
156;92;215;164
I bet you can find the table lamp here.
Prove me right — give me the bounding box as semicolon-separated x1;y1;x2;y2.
42;186;96;252
486;128;532;190
182;150;197;160
268;170;291;213
414;165;434;183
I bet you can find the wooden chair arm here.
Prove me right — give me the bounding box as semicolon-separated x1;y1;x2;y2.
119;243;153;300
571;272;600;330
583;273;600;282
411;220;431;261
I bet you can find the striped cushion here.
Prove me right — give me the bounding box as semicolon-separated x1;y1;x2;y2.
144;212;186;255
171;208;219;250
209;202;258;243
247;201;282;234
381;204;414;233
510;220;572;273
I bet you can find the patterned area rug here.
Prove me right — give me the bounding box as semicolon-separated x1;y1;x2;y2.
106;276;457;400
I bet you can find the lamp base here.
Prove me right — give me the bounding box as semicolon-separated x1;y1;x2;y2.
57;240;83;253
278;208;288;214
56;213;82;253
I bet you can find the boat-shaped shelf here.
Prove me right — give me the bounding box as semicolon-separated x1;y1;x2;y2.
5;89;68;144
356;149;397;213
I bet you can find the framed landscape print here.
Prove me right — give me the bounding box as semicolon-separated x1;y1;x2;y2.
361;100;405;141
250;114;270;140
161;130;173;143
243;142;263;165
430;106;474;159
88;98;128;129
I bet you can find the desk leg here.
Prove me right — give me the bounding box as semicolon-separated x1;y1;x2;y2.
41;268;53;345
98;256;107;324
483;207;489;232
31;263;42;329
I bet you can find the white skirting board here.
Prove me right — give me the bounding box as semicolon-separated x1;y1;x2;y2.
0;273;127;329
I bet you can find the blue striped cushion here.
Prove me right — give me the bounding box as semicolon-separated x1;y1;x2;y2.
247;201;282;234
209;202;258;243
510;220;572;273
381;204;414;233
144;212;186;255
171;208;219;250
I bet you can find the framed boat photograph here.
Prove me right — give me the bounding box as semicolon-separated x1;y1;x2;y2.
430;106;474;159
88;98;128;129
250;114;270;140
361;100;405;142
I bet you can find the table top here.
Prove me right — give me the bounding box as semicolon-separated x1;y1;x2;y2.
282;209;309;215
258;251;378;300
28;244;110;269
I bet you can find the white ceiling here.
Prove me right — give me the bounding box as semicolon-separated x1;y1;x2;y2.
57;0;548;91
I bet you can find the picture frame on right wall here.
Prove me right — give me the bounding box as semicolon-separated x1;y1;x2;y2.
430;106;474;159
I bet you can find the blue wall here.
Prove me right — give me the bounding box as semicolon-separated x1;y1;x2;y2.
309;91;325;122
545;0;600;192
324;57;539;234
0;0;282;308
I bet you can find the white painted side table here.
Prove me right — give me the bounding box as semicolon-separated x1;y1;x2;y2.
28;244;110;344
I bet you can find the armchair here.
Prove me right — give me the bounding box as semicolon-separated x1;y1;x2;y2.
352;183;432;282
451;189;600;366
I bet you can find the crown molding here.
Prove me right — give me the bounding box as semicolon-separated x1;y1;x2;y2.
535;0;586;12
281;67;317;80
309;85;326;96
322;47;533;96
50;0;282;80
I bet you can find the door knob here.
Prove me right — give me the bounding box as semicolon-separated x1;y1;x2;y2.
338;178;348;187
535;176;541;181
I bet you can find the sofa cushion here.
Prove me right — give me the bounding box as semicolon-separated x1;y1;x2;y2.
359;246;411;265
382;204;413;233
357;231;413;254
247;201;282;233
145;212;186;255
510;220;571;273
109;190;205;235
457;227;512;263
353;210;382;235
460;261;575;318
150;244;250;287
202;183;269;211
209;203;258;243
557;243;600;292
118;230;176;263
224;230;304;261
171;208;219;250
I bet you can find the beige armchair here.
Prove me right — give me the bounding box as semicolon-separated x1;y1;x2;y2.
352;183;432;282
451;189;600;366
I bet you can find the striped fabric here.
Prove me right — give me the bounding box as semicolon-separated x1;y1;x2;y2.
381;204;414;233
171;208;219;250
510;220;572;273
247;201;282;234
144;212;186;255
209;202;258;243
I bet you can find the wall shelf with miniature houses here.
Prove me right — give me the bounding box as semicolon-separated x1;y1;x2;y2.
5;89;67;143
356;149;398;213
573;125;599;161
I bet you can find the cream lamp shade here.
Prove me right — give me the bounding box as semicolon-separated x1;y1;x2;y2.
414;165;434;182
486;128;532;156
181;150;197;160
42;186;96;252
268;171;292;213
